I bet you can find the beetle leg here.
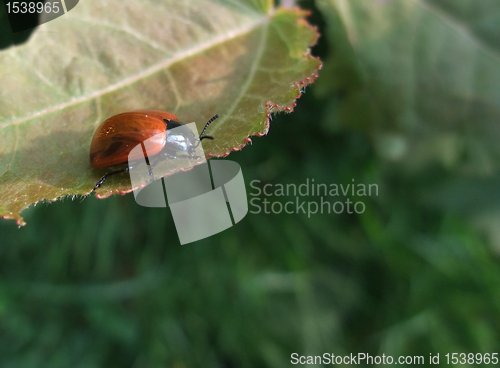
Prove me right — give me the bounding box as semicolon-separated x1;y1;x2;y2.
93;166;130;191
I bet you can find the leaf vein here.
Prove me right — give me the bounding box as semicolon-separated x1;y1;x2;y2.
210;21;269;132
1;17;269;129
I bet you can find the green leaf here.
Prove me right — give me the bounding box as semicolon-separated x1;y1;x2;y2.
316;0;500;173
0;0;321;225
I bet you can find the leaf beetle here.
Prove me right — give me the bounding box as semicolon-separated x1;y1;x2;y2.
90;110;218;191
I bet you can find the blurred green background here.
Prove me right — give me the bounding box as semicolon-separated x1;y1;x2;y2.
1;0;500;367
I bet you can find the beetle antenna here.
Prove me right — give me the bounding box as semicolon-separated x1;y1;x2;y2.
199;114;219;141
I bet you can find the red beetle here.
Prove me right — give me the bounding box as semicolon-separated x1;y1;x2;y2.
90;110;218;191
